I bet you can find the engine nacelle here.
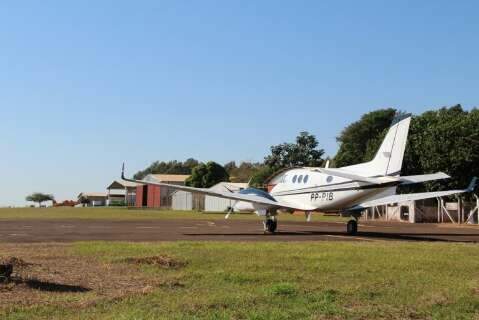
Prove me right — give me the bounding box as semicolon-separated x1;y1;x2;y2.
232;188;277;214
233;201;256;212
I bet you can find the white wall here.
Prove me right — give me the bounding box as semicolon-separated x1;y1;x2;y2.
171;191;193;210
205;196;235;212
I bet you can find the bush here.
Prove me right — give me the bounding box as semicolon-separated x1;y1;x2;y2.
109;201;126;207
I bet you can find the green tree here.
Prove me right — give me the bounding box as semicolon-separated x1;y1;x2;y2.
186;161;230;188
264;131;325;170
134;158;200;179
334;105;479;192
225;161;267;183
224;161;237;174
249;166;276;188
334;108;397;167
402;105;479;190
26;193;55;207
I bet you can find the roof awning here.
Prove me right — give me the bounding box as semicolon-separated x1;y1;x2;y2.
107;180;142;190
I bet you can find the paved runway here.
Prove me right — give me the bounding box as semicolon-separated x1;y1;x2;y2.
1;219;479;243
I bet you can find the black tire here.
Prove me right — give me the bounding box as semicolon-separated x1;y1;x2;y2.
272;220;277;233
347;220;358;235
266;219;277;233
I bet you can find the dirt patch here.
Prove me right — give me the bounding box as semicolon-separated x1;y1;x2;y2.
0;244;175;309
4;256;34;268
124;255;187;269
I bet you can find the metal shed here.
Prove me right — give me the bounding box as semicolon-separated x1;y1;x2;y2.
171;191;193;210
135;174;190;208
204;182;248;212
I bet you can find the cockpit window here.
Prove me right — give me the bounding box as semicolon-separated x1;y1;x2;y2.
292;175;298;183
304;175;309;183
298;175;303;183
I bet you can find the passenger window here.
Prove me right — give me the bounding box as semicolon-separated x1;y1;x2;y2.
304;175;309;183
298;175;303;183
292;175;297;183
326;176;333;183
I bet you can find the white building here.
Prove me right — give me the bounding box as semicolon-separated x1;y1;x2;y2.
77;192;107;207
204;182;248;212
168;182;249;212
106;180;142;206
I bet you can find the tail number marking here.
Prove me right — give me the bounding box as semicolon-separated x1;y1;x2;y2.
311;192;334;202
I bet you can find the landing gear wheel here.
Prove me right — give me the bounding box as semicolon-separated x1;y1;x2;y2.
265;219;277;234
347;220;358;235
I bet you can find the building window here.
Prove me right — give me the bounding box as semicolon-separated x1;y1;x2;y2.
304;175;309;183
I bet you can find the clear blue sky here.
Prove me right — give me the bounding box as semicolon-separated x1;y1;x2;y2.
1;1;478;206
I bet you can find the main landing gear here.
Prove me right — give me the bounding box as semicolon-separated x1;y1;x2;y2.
263;216;278;234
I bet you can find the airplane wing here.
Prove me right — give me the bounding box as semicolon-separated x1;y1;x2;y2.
349;177;477;210
121;169;311;211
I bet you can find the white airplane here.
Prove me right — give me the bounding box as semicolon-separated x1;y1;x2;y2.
122;114;477;235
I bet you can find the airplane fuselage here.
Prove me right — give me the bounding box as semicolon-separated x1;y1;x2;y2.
234;168;397;213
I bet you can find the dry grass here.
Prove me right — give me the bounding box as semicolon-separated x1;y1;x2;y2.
123;255;187;269
0;244;167;309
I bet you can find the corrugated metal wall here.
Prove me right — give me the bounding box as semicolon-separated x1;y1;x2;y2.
135;186;143;207
204;196;235;212
136;185;205;210
172;191;193;210
136;185;162;208
147;185;161;208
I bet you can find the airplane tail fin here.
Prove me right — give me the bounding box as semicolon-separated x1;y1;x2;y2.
343;113;412;177
370;113;411;176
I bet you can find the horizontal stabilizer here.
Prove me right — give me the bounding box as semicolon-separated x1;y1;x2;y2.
399;172;450;185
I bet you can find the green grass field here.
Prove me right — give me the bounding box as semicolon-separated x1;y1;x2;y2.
0;207;345;222
2;241;479;319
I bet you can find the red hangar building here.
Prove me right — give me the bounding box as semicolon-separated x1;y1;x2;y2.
135;174;190;209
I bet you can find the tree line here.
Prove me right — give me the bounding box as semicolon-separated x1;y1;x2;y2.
132;105;479;190
26;104;478;205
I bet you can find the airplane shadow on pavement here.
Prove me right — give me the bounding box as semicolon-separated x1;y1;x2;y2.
184;230;479;243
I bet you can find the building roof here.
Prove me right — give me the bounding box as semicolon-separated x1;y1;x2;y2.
78;192;107;199
107;180;142;190
171;182;248;196
146;174;190;183
218;182;249;188
209;182;249;192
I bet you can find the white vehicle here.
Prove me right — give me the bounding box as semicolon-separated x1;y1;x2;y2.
122;114;477;235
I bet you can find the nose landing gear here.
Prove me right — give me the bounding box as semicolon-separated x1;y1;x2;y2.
263;217;278;234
